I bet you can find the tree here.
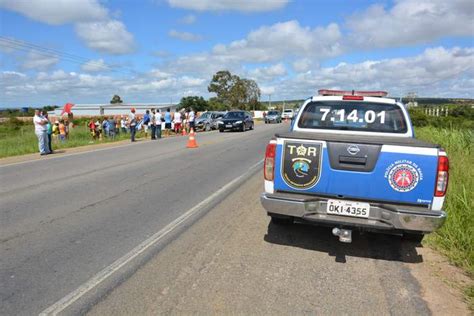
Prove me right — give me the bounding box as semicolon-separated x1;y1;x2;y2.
208;70;240;107
208;97;227;111
208;70;262;110
241;79;261;110
178;96;209;112
110;95;123;104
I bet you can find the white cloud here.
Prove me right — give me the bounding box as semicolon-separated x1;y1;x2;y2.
0;0;108;25
260;86;276;95
167;0;289;12
168;29;203;42
211;20;342;63
75;20;135;54
21;50;59;70
81;59;110;72
284;47;474;98
0;0;135;55
149;69;172;78
178;14;196;24
180;76;206;87
292;58;314;72
2;47;472;107
249;63;287;80
347;0;474;48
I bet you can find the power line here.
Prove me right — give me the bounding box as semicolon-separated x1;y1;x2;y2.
0;36;134;75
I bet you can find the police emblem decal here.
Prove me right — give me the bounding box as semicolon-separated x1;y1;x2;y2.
282;141;322;189
387;163;420;192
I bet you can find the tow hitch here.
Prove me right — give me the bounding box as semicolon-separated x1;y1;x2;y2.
332;227;352;243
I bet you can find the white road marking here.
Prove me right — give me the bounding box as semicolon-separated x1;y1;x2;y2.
39;159;264;316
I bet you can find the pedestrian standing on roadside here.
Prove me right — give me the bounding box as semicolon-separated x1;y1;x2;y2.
188;107;196;132
64;119;70;140
43;112;53;154
164;108;172;137
155;109;162;139
129;108;137;142
53;120;60;142
33;109;51;155
115;116;120;136
58;120;66;142
95;119;102;140
88;119;96;139
108;116;116;139
173;110;182;135
102;117;109;138
121;116;127;134
150;109;156;140
143;110;151;139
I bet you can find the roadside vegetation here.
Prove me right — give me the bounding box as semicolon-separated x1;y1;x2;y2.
0;117;132;158
411;105;473;308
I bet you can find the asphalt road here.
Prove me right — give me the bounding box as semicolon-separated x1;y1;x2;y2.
0;123;288;315
89;172;469;316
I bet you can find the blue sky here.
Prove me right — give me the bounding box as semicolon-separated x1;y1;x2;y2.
0;0;473;107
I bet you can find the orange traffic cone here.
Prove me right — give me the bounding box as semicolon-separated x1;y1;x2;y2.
186;128;198;148
182;127;187;136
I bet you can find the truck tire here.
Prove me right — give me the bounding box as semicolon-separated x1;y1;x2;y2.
403;233;424;244
269;214;293;225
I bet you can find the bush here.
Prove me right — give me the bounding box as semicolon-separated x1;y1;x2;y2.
416;127;474;277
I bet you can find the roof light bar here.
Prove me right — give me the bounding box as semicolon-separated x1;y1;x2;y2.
318;89;388;97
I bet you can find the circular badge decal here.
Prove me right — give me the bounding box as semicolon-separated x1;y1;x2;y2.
388;163;419;192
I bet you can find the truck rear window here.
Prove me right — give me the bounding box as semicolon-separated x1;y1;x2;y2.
297;101;408;133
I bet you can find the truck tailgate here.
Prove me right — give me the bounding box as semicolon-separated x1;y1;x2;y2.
273;133;440;206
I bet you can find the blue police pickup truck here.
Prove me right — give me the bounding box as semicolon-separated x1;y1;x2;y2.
261;90;449;243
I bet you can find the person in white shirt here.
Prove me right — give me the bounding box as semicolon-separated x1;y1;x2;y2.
155;109;162;139
120;117;127;133
150;109;156;140
128;108;137;142
173;111;182;135
188;108;195;132
33;109;51;155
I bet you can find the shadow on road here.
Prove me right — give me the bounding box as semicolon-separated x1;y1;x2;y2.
264;221;423;264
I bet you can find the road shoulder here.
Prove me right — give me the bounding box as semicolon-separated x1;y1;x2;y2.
89;173;470;315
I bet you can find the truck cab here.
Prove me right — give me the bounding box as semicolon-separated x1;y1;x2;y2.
261;90;448;243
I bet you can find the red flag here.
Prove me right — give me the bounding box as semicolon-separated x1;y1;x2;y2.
61;103;74;115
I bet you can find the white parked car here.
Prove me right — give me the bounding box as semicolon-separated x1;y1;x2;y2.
281;109;295;119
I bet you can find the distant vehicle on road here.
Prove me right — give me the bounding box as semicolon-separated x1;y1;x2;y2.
218;111;254;132
195;111;224;131
262;89;449;244
281;109;295;120
265;110;282;124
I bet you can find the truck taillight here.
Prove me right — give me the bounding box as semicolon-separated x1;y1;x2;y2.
264;142;277;181
435;155;449;197
342;95;364;101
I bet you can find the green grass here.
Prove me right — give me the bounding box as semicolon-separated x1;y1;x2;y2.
416;126;474;308
0;124;135;158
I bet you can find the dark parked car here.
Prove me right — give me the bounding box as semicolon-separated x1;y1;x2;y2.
265;110;281;124
195;111;224;131
218;111;254;132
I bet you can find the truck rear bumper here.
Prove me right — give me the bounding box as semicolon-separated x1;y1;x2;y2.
260;193;446;233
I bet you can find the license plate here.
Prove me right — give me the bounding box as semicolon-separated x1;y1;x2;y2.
226;124;232;128
326;199;370;218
